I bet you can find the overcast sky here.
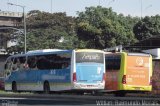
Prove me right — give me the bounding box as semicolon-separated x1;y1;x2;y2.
0;0;159;17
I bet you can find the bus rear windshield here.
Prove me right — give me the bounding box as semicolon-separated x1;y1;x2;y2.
76;52;104;63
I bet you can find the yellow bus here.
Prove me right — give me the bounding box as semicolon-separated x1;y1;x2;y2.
105;52;153;96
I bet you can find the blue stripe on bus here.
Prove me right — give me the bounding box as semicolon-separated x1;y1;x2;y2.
6;69;71;83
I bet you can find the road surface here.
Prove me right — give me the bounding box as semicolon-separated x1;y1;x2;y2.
0;93;160;106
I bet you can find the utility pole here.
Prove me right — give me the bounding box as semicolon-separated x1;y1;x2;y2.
141;0;143;19
51;0;52;13
8;3;27;53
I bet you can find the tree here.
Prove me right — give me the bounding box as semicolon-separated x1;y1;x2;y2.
133;15;160;41
12;10;78;53
76;6;137;49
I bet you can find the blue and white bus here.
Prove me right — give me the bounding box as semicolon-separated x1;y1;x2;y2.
4;49;105;93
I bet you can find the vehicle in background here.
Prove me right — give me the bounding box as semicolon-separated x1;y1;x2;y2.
4;49;105;93
105;52;152;96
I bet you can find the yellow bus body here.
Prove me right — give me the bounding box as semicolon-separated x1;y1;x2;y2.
118;52;152;91
105;52;152;92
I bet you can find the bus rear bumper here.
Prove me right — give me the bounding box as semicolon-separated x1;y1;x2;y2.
120;84;152;91
72;82;105;90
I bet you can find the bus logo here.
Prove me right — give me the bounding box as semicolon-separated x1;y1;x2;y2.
136;57;143;66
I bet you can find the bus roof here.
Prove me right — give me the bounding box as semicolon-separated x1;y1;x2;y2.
7;49;104;58
75;49;103;53
105;52;151;57
26;49;66;54
8;49;72;58
127;53;151;57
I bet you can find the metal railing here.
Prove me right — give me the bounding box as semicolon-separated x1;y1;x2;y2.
0;11;23;17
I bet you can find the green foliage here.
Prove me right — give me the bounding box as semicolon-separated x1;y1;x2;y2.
7;6;160;53
76;6;137;49
133;15;160;40
14;11;78;53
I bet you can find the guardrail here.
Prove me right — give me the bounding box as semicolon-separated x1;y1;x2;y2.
0;11;23;17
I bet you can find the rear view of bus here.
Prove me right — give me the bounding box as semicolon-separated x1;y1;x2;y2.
120;53;152;92
72;49;105;90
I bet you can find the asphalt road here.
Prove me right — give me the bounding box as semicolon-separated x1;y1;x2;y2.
0;93;160;106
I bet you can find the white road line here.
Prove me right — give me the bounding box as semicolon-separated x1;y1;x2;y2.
0;97;26;100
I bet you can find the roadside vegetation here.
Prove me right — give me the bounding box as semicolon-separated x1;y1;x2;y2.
4;6;160;53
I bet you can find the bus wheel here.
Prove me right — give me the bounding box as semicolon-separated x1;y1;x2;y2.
12;81;17;92
44;81;50;94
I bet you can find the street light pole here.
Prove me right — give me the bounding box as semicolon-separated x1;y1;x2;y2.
51;0;52;13
23;6;27;54
7;3;27;53
141;0;143;19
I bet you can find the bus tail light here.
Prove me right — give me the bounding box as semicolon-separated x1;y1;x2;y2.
122;75;126;84
73;72;77;82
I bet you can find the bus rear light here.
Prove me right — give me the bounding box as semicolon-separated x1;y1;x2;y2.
73;72;77;82
122;75;126;84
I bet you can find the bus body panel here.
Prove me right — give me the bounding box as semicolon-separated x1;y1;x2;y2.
76;63;104;83
72;49;105;90
118;52;126;90
105;52;152;92
119;52;152;91
5;68;72;91
105;70;119;90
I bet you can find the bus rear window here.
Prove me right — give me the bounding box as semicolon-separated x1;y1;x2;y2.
76;52;104;63
27;53;71;70
105;55;121;70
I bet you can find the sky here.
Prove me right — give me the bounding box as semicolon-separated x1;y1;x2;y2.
0;0;159;17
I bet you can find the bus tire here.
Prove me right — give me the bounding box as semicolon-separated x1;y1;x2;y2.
12;81;17;92
44;81;50;94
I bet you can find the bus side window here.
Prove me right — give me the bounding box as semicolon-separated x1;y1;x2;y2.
46;53;71;70
35;53;71;70
12;57;21;71
19;56;26;70
114;55;121;70
37;56;50;70
105;56;112;70
12;58;18;71
62;62;69;69
11;56;26;71
105;55;121;71
55;54;71;69
5;58;12;71
27;56;37;69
